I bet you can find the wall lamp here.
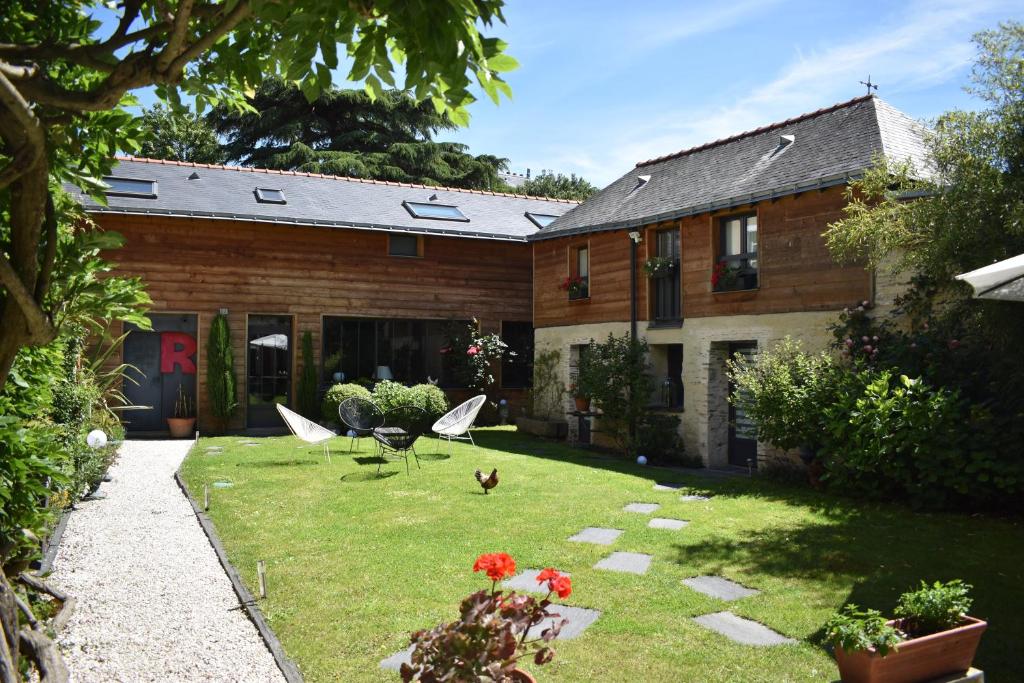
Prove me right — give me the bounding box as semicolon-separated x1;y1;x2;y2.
628;230;642;243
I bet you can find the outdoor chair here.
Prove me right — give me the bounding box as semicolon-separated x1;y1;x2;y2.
374;405;429;475
337;396;385;454
432;394;487;454
276;403;337;463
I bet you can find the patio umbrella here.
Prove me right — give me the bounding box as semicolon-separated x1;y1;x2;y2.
248;333;289;349
955;253;1024;302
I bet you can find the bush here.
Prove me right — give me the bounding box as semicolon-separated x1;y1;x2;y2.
372;380;411;413
206;313;237;426
727;337;839;451
636;412;688;465
406;384;449;422
322;383;372;423
577;334;652;457
895;580;973;637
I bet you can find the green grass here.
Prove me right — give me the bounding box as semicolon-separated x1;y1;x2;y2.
180;428;1024;682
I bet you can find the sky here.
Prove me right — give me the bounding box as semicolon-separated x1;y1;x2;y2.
125;0;1022;187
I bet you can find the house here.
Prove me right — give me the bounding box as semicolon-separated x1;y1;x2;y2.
78;157;576;434
529;95;929;468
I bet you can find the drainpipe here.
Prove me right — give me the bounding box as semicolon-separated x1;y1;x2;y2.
628;231;642;341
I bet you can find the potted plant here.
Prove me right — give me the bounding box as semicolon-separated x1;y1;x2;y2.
569;383;590;412
644;255;677;278
401;552;573;682
167;383;196;438
826;580;986;683
558;275;587;299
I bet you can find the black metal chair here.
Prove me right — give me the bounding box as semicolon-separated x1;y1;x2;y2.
338;397;385;454
374;405;429;475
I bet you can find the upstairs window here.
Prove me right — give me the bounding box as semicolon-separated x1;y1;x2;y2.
564;245;589;300
389;233;422;257
103;177;157;198
403;201;468;222
255;187;286;204
714;214;758;292
525;212;558;228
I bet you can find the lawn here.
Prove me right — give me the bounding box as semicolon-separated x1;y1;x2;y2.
180;428;1024;682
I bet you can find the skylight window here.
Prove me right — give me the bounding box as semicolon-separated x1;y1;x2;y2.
103;176;157;198
403;201;468;222
255;187;286;204
525;212;558;228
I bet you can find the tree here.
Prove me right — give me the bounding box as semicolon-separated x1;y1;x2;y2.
519;171;599;201
0;0;517;391
210;78;510;189
576;334;652;457
139;104;223;163
206;313;237;429
297;330;318;419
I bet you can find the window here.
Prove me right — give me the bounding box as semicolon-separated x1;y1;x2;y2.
403;201;469;222
525;212;558;228
388;234;421;257
715;214;758;291
103;177;157;198
651;228;681;323
568;245;589;300
501;321;534;388
255;187;286;204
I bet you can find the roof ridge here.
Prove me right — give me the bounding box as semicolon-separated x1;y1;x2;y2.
113;155;581;204
635;94;876;167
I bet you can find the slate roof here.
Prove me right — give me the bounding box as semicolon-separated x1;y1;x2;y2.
75;157;578;242
533;95;930;240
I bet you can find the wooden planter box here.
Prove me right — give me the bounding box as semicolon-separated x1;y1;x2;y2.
515;416;568;439
835;617;986;683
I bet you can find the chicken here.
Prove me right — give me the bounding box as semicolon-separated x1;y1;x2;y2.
475;468;499;494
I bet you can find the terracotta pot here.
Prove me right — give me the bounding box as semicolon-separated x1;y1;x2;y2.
167;417;196;439
511;668;537;683
834;616;986;683
573;396;590;411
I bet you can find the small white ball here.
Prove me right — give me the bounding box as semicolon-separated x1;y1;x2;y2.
636;455;648;466
86;429;108;449
347;429;357;438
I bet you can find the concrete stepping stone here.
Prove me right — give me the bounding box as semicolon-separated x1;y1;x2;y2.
568;527;622;545
682;575;759;601
623;502;660;514
680;494;711;501
692;611;794;646
502;569;572;594
379;645;413;671
594;551;652;575
526;604;601;640
653;482;684;491
648;518;688;530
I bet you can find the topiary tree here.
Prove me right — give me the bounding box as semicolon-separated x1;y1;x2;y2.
372;380;412;413
322;383;372;424
206;314;237;430
296;331;319;419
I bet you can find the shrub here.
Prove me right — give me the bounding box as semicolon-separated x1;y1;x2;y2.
206;313;237;426
727;337;840;451
636;412;690;465
529;349;565;420
441;320;512;391
577;334;652;457
824;604;903;656
371;380;411;413
406;384;449;422
297;331;319;419
322;383;372;423
895;580;973;637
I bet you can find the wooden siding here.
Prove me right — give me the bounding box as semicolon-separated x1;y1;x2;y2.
533;185;869;328
99;214;532;430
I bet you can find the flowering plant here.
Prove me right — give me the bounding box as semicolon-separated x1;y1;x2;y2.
559;275;587;297
401;553;571;682
441;320;513;390
643;255;676;278
710;260;741;289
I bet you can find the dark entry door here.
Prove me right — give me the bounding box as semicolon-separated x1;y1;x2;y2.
123;313;198;433
247;315;292;428
727;342;758;467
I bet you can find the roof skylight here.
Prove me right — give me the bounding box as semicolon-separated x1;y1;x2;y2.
255;187;286;204
103;176;157;198
525;212;558;228
403;201;468;222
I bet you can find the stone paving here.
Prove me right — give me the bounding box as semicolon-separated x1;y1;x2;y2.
502;568;572;594
648;517;688;530
623;502;661;514
593;551;653;574
682;575;759;601
691;612;795;646
568;526;623;545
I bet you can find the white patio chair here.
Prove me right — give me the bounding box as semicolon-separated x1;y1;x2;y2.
432;395;487;454
276;403;337;463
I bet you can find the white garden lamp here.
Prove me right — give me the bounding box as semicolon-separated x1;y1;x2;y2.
86;429;107;449
955;253;1024;302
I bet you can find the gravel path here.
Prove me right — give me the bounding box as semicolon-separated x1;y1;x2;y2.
51;440;285;683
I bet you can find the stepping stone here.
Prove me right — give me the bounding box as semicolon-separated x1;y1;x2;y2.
682;575;759;601
623;502;660;514
502;569;572;594
680;494;711;501
526;604;601;641
379;645;413;671
568;527;622;545
692;611;794;646
648;518;688;530
594;551;652;575
653;482;684;491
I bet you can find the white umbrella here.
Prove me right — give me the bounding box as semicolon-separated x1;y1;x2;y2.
249;333;289;350
955;253;1024;302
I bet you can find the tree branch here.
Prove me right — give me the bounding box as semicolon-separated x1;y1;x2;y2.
19;630;69;683
157;0;196;73
166;0;253;75
34;193;58;304
0;250;54;343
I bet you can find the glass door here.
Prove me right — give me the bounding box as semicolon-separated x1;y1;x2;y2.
652;229;681;323
728;342;758;467
247;315;292;428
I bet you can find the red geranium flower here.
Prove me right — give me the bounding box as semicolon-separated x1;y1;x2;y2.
536;568;560;583
473;552;516;582
551;575;572;599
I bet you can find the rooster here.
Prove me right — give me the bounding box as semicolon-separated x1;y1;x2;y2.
475;468;499;494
